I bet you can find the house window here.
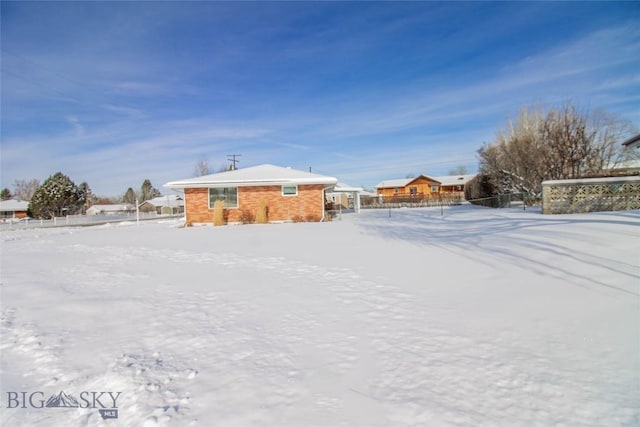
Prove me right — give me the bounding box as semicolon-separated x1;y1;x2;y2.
431;185;439;193
282;185;298;196
409;187;418;195
394;187;399;194
209;187;238;208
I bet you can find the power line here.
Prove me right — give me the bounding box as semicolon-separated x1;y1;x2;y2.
227;154;241;170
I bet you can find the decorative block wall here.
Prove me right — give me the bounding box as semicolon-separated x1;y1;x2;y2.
542;176;640;214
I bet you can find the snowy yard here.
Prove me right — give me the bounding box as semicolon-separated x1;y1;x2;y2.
1;205;638;426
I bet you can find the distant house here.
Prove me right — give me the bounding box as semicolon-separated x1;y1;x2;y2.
432;174;477;194
326;182;365;212
622;134;640;149
376;175;441;199
0;199;29;220
86;204;135;216
604;159;640;176
138;195;184;215
164;164;338;224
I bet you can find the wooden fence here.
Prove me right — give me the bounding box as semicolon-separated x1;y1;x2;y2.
361;193;464;209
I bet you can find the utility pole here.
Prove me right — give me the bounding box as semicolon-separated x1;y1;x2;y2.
309;166;312;173
227;154;241;170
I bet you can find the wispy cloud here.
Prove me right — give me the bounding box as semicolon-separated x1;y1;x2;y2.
66;116;85;137
1;2;638;195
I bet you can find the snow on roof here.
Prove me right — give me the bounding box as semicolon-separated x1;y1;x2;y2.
164;164;338;189
331;182;364;193
142;195;184;207
542;175;640;185
87;204;135;212
432;174;477;186
622;133;640;148
0;199;29;212
604;159;640;170
375;178;413;189
375;175;441;189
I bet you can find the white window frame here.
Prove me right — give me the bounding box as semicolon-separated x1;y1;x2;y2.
282;185;298;196
208;187;238;209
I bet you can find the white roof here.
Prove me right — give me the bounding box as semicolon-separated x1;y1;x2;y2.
432;174;477;186
542;175;640;185
375;178;413;189
331;182;364;193
605;160;640;170
142;195;184;207
165;164;338;189
0;199;29;212
622;134;640;148
87;204;135;212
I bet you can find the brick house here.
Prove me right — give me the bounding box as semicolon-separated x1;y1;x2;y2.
164;164;338;225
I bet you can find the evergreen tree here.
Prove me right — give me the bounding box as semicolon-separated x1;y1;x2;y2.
122;187;137;204
0;188;12;200
29;172;84;219
140;179;161;202
77;182;91;213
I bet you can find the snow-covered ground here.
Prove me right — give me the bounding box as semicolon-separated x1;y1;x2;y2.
1;205;638;426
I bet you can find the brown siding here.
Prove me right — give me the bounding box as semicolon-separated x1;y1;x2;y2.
440;184;465;194
377;176;440;197
184;184;325;225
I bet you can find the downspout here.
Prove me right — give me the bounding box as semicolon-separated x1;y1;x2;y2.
182;188;188;226
321;186;327;222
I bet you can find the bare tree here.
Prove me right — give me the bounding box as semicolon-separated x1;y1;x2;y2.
217;163;232;173
588;108;636;171
193;158;210;177
448;165;468;175
478;102;633;202
13;179;40;201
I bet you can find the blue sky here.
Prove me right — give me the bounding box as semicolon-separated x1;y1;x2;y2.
1;2;639;196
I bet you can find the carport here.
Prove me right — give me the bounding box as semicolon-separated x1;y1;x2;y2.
329;183;364;214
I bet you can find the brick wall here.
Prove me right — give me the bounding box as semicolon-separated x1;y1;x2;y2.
184;185;326;224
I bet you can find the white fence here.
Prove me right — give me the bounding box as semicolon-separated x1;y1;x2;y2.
0;212;183;230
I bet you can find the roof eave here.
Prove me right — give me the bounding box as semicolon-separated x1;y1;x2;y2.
165;178;338;189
